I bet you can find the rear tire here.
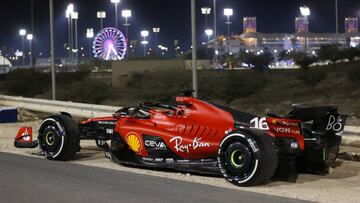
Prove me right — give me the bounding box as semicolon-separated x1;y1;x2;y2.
38;115;80;161
218;131;278;186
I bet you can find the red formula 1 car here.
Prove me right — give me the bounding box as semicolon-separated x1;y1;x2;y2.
15;92;347;186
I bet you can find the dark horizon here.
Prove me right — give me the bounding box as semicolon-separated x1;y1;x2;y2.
0;0;359;57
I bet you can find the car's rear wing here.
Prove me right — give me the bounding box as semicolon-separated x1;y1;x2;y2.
266;106;347;150
287;106;347;139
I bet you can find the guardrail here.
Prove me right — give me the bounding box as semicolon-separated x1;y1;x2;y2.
0;95;121;118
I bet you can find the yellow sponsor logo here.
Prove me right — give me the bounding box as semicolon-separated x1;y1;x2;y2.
126;133;142;153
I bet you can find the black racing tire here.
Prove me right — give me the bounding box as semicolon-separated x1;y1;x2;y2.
217;130;278;186
110;138;138;164
38;115;80;161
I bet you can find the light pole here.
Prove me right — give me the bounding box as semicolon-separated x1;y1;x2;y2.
49;0;56;100
66;4;74;67
86;28;94;58
30;0;35;68
213;0;217;66
111;0;120;29
140;30;149;57
201;7;211;28
335;0;339;44
26;34;33;67
97;11;106;30
152;27;160;56
19;29;26;67
224;8;233;37
191;0;197;97
122;9;132;40
201;7;211;63
72;11;79;66
300;6;310;53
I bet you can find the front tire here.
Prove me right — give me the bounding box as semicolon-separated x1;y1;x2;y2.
110;137;139;164
38;115;80;161
218;131;278;186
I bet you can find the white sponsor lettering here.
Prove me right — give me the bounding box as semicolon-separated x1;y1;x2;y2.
145;140;167;149
193;137;210;149
154;158;163;162
169;136;210;153
166;158;174;163
326;115;343;132
106;129;114;134
142;157;153;161
250;117;269;130
98;121;116;125
176;159;190;163
247;139;259;153
170;136;189;153
278;121;298;127
274;127;291;134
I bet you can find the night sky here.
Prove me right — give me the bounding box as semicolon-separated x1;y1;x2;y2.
0;0;359;57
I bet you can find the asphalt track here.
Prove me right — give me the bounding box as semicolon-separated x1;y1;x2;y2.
0;152;308;203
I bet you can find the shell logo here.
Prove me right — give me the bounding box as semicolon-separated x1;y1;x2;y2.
126;133;142;153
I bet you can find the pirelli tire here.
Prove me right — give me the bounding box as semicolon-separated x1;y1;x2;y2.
217;130;278;186
38;115;80;161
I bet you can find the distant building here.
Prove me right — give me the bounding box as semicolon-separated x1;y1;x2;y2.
209;17;360;56
0;55;12;74
243;17;257;33
240;32;359;52
0;55;12;67
345;17;358;33
295;17;308;33
36;57;64;68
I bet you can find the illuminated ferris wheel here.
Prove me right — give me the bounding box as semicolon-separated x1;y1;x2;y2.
93;27;127;60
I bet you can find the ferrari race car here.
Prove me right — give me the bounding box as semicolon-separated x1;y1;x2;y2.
14;93;347;186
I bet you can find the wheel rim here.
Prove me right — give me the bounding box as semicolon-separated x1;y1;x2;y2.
39;124;63;157
45;132;56;146
230;150;245;168
225;143;252;174
220;140;259;183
